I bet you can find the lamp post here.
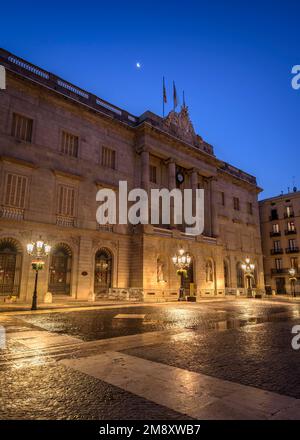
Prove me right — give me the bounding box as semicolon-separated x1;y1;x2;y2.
172;248;191;301
27;237;51;310
241;257;255;297
288;267;297;297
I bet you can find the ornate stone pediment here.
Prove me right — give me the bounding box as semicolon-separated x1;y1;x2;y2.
163;105;196;145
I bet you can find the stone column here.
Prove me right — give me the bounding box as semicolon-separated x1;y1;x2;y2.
141;149;150;192
167;159;176;227
76;237;93;300
210;178;219;237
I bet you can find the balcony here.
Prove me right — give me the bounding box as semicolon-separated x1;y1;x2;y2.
56;215;76;227
271;268;288;275
286;247;299;254
270;231;281;237
269;215;279;221
284;212;295;218
271;248;283;255
0;206;24;221
285;229;297;235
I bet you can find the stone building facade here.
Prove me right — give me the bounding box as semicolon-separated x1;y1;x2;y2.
259;190;300;295
0;48;264;303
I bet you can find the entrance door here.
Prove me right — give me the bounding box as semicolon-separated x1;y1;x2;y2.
182;261;194;295
275;277;286;294
0;247;16;295
94;249;112;295
48;245;72;295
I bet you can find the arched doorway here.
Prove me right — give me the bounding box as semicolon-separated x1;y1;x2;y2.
236;262;244;288
182;258;194;295
48;243;72;295
94;248;113;295
0;238;22;296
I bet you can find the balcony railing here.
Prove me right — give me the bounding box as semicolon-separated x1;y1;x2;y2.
271;268;289;275
271;248;283;255
56;215;76;228
286;247;299;254
284;212;295;218
270;231;281;237
0;206;24;221
269;215;279;221
285;229;297;235
0;284;19;296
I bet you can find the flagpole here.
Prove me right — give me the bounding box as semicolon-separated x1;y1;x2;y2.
163;77;165;117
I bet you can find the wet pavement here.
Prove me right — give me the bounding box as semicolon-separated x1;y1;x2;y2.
13;300;300;341
1;299;300;419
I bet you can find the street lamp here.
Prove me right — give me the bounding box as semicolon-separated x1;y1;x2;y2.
241;257;255;297
288;267;297;297
172;248;191;301
27;237;51;310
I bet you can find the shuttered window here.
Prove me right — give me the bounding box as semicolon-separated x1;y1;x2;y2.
11;113;33;142
102;147;116;169
4;173;27;208
57;185;75;217
61;131;78;157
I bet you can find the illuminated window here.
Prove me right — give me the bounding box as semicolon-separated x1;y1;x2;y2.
4;173;27;208
57;184;75;217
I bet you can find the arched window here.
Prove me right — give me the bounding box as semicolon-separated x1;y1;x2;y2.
0;238;22;296
236;262;244;288
94;248;113;295
224;259;230;288
206;260;214;282
48;243;72;295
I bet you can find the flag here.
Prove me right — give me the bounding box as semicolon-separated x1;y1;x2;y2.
173;81;178;110
163;77;167;104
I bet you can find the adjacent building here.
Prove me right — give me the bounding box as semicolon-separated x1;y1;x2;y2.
259;189;300;295
0;48;264;303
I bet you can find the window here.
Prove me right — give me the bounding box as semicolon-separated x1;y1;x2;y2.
275;258;282;270
273;224;280;233
274;240;281;250
61;131;78;157
291;257;298;269
149;165;157;184
221;192;225;206
11;113;33;142
233;197;240;211
247;202;253;215
4;173;27;208
285;205;294;218
102;147;116;169
288;221;295;231
57;184;75;217
270;208;278;220
289;239;296;250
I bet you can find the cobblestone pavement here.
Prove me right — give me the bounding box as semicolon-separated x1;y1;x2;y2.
0;299;300;419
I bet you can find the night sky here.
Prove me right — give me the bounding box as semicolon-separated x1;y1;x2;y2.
1;0;299;198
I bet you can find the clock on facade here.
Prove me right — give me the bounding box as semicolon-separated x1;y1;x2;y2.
176;172;184;184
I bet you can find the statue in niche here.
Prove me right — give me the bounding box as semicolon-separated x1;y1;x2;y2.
206;260;213;282
157;258;166;283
